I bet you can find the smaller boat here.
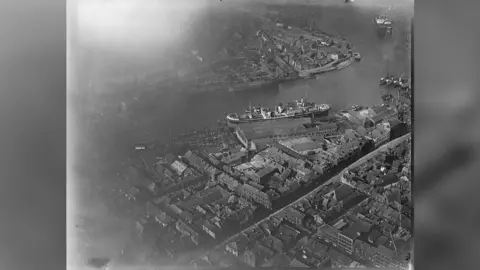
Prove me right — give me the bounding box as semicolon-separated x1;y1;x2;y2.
385;76;395;86
380;74;394;85
399;77;410;89
350;104;364;111
380;76;387;85
392;77;400;86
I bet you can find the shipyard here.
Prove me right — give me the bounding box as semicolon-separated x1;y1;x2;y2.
70;0;413;269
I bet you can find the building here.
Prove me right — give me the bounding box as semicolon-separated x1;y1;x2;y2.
353;237;376;262
294;250;332;268
373;245;394;268
146;202;174;227
370;122;391;144
388;119;407;141
218;173;241;192
338;220;373;254
291;141;324;154
244;249;257;267
236;118;312;147
157;174;208;196
279;168;292;181
221;150;247;166
281;207;306;226
307;123;338;136
277;223;301;245
350;225;411;269
239;183;272;209
171;160;188;175
226;234;250;257
290;258;309;268
202;220;220;239
256;190;273;209
338;233;355;254
329;249;354;268
244;243;275;267
318;224;341;246
368;106;398;127
373;239;411;269
184;150;220;176
179;210;194;224
256;166;277;184
176;220;200;245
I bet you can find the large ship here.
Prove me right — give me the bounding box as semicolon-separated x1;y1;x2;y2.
374;14;393;37
226;99;331;123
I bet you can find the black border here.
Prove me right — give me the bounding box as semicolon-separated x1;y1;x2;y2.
409;15;414;225
0;0;66;270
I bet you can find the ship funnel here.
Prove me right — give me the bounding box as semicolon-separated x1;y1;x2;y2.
277;105;283;113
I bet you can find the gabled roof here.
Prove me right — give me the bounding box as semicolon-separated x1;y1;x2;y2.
371;109;396;123
387;189;401;203
378;173;400;187
368;229;382;244
401;216;412;231
334;184;354;201
373;235;389;249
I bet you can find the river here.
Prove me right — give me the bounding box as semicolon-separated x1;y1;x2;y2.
117;4;409;138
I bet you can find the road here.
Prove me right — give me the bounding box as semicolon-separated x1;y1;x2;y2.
205;133;411;256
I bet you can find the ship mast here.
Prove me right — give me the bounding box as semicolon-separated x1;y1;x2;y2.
386;59;390;76
303;89;308;107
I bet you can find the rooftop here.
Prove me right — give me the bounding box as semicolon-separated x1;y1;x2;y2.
371;109;396;124
284;207;306;220
238;118;311;139
334;184;354;201
366;229;382;245
341;219;373;240
378;173;400;187
257;166;276;178
280;137;313;146
388;118;403;128
386;189;401;203
291;141;324;152
329;249;353;266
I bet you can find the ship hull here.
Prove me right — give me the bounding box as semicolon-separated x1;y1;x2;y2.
226;109;330;124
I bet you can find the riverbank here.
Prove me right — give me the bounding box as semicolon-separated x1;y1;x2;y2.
174;56;356;95
299;56;356;78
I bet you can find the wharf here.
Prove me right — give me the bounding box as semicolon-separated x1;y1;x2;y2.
299;57;356;78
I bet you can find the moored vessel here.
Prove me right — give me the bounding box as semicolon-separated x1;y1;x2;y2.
226;99;331;123
380;74;395;85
